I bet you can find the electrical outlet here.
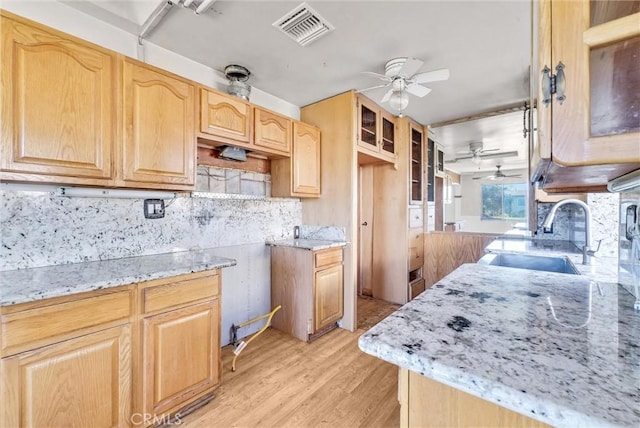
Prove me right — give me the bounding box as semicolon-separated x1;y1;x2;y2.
144;199;165;219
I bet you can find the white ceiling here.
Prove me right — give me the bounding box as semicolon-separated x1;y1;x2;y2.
434;110;530;175
62;0;532;173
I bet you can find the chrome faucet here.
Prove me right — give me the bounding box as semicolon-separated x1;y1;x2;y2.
541;198;598;265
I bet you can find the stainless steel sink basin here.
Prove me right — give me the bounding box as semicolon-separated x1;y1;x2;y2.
478;253;580;275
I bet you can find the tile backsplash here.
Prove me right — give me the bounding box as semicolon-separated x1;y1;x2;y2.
0;190;301;271
196;166;271;197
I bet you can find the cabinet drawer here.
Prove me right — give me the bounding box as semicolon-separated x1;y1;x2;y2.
143;273;219;314
1;290;131;356
409;208;423;229
408;232;424;271
409;278;426;300
314;248;343;269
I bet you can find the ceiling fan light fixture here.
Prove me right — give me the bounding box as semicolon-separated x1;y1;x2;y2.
471;154;482;165
388;90;409;112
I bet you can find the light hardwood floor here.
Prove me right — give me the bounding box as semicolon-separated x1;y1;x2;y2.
181;297;400;428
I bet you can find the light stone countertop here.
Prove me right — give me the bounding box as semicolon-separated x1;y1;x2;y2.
359;258;639;426
0;249;236;306
265;239;347;251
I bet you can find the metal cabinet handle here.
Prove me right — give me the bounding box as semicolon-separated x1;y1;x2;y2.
555;62;566;104
362;221;368;226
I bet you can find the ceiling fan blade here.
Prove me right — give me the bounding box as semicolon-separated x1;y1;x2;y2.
479;150;519;160
504;174;523;178
361;71;392;82
398;57;424;77
481;148;500;153
380;88;394;103
472;175;491;180
411;68;450;84
355;83;390;94
406;84;431;98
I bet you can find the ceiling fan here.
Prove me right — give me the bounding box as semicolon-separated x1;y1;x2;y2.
472;165;523;180
449;142;518;165
356;57;450;115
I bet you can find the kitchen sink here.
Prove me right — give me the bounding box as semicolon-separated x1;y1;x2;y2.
478;253;580;275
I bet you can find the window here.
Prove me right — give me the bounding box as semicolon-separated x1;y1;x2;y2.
481;183;526;220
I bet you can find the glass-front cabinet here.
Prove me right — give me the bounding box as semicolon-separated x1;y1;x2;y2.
535;0;640;186
356;95;396;163
410;123;423;204
427;138;435;203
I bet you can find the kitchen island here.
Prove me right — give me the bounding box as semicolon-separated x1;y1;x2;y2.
359;262;639;427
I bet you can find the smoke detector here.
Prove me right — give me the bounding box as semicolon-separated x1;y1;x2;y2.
224;64;251;101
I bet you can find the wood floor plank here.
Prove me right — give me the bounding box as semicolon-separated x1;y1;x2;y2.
181;297;400;428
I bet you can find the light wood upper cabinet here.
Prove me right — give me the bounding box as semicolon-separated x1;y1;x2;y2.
409;122;424;204
200;88;252;145
122;59;196;189
292;122;321;195
0;13;115;184
356;95;396;163
272;121;321;197
534;0;640;191
254;107;292;155
1;12;197;191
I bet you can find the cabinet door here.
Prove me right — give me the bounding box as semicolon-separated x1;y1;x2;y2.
542;0;640;166
292;122;321;196
200;89;252;144
142;300;220;417
314;264;343;331
409;123;423;203
357;97;379;152
380;111;397;159
408;231;424;272
1;325;131;428
122;59;195;188
254;108;292;155
0;16;115;183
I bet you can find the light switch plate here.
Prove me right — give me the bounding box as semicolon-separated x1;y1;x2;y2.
143;199;165;219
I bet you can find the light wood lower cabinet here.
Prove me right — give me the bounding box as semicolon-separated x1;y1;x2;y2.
314;264;344;331
271;246;344;342
399;368;549;428
1;325;131;428
0;287;133;428
0;270;223;427
142;301;220;418
136;271;221;425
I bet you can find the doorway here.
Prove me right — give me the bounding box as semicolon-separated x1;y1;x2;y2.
358;165;374;297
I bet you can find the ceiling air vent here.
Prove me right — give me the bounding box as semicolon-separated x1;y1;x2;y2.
273;2;334;46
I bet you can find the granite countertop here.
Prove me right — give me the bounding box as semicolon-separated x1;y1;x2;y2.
359;263;640;427
265;239;347;251
0;249;236;306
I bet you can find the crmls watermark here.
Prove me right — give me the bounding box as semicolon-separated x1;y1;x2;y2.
130;413;182;426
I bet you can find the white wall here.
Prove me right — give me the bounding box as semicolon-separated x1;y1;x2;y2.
0;0;300;119
457;168;529;234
